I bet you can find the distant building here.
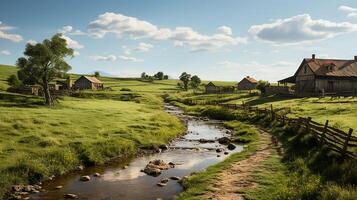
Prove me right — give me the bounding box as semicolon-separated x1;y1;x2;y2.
205;82;235;94
237;76;258;90
279;54;357;97
73;76;103;90
205;82;219;93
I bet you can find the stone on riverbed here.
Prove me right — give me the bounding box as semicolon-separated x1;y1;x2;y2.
160;178;169;183
170;176;181;180
218;137;231;144
55;185;63;189
157;183;166;187
216;148;223;153
93;173;101;177
143;159;171;176
227;143;236;150
64;193;78;199
80;175;91;181
198;138;215;143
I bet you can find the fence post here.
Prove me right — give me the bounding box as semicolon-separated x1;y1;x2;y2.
341;128;353;158
320;120;329;144
270;104;275;120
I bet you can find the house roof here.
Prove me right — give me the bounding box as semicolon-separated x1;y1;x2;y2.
240;76;257;84
296;58;357;77
83;76;102;83
205;82;216;87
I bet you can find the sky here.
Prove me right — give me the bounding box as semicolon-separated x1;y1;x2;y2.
1;0;357;82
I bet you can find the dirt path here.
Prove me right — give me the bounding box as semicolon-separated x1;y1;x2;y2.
205;129;279;200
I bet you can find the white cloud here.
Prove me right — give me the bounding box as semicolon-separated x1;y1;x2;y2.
339;5;357;18
73;51;80;56
90;54;142;62
91;54;117;62
133;42;154;52
60;35;84;49
27;39;37;45
0;50;11;55
118;55;143;62
217;26;232;35
58;25;85;35
249;14;357;44
0;21;23;42
88;12;246;51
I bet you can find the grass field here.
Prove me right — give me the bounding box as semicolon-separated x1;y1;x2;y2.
0;65;190;198
170;92;357;135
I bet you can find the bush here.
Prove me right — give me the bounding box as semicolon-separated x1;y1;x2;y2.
120;88;131;91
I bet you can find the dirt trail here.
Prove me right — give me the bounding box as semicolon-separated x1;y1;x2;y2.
206;129;279;200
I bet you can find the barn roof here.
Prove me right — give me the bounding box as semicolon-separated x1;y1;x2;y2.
240;76;257;84
205;82;216;87
297;57;357;77
83;76;102;83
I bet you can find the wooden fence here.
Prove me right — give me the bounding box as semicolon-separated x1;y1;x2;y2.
182;99;357;160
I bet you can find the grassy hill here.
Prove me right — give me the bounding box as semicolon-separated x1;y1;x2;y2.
0;65;18;91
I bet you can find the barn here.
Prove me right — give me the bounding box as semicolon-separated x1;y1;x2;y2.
205;82;219;93
237;76;257;90
279;54;357;97
73;76;103;90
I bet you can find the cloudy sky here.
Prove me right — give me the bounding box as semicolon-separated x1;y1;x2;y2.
1;0;357;81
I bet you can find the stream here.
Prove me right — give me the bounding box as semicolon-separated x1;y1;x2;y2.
30;104;242;200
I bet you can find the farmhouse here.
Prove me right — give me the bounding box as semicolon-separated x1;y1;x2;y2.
73;76;103;90
205;82;235;94
237;76;257;90
279;54;357;97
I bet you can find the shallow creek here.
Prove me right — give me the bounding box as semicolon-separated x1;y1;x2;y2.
30;104;242;200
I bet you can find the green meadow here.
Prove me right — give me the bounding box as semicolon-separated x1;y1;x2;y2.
0;65;186;198
171;92;357;135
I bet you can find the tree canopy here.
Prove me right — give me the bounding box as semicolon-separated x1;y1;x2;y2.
179;72;191;90
16;33;74;105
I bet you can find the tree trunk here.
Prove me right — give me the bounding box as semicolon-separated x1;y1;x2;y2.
43;82;52;106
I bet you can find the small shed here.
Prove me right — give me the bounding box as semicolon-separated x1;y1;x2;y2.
74;76;103;90
237;76;258;90
205;82;219;93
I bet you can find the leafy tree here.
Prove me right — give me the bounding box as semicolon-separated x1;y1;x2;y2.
7;74;21;87
154;71;164;80
256;80;270;94
94;71;100;77
190;75;201;90
163;75;169;80
141;72;146;79
179;72;191;90
17;33;74;105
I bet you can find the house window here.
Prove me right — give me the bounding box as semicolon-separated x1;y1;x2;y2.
304;66;307;74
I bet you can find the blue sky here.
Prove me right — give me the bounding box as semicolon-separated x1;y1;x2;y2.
1;0;357;81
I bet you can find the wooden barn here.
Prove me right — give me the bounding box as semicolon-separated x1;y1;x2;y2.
279;54;357;97
237;76;257;90
205;82;235;94
73;76;103;90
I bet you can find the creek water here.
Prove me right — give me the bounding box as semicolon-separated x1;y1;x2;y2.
30;104;242;200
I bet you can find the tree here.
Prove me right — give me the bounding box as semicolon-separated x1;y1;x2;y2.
94;71;100;77
190;75;201;90
179;72;191;90
7;74;21;87
141;72;147;79
163;75;169;80
256;80;270;94
17;33;74;105
154;71;164;80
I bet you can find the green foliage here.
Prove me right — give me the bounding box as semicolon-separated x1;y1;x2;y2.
16;33;74;105
7;75;21;87
154;71;164;80
179;72;191;90
190;75;201;90
94;71;100;77
256;80;270;93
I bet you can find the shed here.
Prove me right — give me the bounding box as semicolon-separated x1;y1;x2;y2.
237;76;258;90
74;76;103;90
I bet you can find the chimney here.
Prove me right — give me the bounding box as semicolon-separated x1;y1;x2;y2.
354;56;357;61
247;76;250;78
312;54;315;59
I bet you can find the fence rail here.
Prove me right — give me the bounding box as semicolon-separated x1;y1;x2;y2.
181;99;357;160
